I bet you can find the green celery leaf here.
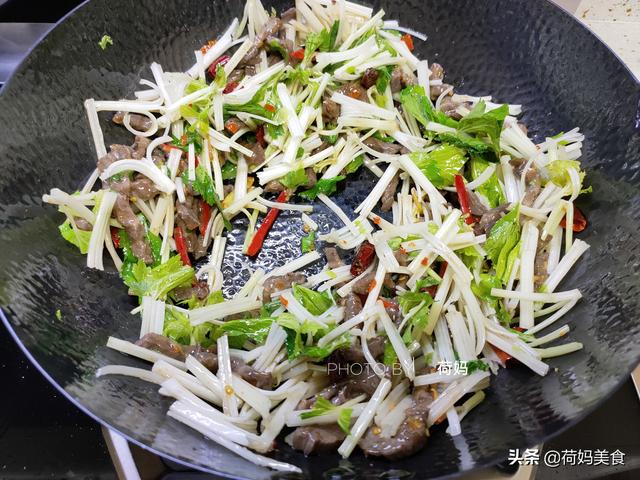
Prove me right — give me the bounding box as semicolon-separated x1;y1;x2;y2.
338;407;353;435
470;156;505;208
399;85;459;129
484;205;521;284
216;318;274;348
293;284;333;315
298;176;345;200
59;221;92;254
301;230;316;253
409;144;467;188
281;167;308;190
123;255;194;300
191;165;231;230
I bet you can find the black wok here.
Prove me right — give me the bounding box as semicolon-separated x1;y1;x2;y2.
1;0;639;477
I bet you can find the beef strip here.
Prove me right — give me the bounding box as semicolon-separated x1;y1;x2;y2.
343;293;363;321
280;7;297;23
131;136;151;159
193;233;211;260
242;17;283;64
380;172;399;211
322;96;341;122
324;247;343;269
363;137;404;155
467;190;488;216
287;425;346;456
358;385;434;459
361;68;379;89
429;63;444;80
264;180;286;193
245;141;265;167
337;82;366;100
135;333;272;388
182;344;218;371
351;270;376;295
109;176;131;196
394;249;409;267
74;217;92;231
430;83;453;101
112;111;153;132
113;194;153;264
297;383;341;410
439;97;466;120
389;66;417;93
262;272;307;303
130;175;160;200
305;167;317;188
175;197;200;231
230;357;273;389
331;336;385;366
136;333;186;360
97;143;134;173
383;298;402;326
172;280;210;302
473;204;510;236
534;237;550;289
343;365;385;397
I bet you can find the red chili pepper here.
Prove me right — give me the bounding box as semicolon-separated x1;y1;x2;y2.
454;174;476;225
439;261;448;277
207;54;230;78
290;48;305;61
350;241;376;276
401;34;414;51
560;205;587;232
265;103;276;113
180;134;187;146
225;118;242;134
490;344;516;366
223;81;239;94
110;227;120;249
161;144;182;153
247;191;288;257
380;298;395;309
174;226;192;266
256;125;266;148
425;261;448;296
199;199;211;236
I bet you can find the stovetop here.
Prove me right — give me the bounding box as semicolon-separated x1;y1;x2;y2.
1;1;639;479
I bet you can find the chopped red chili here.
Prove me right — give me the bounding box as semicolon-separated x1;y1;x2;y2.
490;345;515;366
207;55;230;78
247;190;288;257
290;48;305;61
265;103;276;113
110;228;120;249
174;226;192;266
199;199;211;235
401;34;414;51
560;205;587;232
223;81;239;94
350;240;376;276
454;174;477;225
256;125;267;148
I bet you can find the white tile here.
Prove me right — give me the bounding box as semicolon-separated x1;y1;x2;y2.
552;0;583;14
584;20;640;79
577;0;640;22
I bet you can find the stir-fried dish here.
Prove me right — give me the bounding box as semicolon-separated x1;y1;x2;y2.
42;0;591;471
